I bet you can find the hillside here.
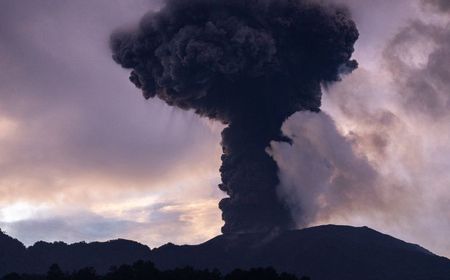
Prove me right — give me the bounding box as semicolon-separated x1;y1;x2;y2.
149;225;450;280
0;230;151;276
1;225;450;280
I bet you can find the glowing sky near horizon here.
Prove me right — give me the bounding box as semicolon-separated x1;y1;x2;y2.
0;0;449;258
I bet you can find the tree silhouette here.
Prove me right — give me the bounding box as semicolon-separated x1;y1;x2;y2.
71;267;97;280
1;261;307;280
46;264;65;280
1;273;21;280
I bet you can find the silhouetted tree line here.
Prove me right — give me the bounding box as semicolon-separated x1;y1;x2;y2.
1;261;311;280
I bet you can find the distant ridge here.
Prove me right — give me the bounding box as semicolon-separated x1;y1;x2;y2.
0;230;151;276
2;225;450;280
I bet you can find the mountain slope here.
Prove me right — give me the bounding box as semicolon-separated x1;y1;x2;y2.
148;225;450;280
1;225;450;280
0;230;27;275
26;239;151;274
0;233;151;276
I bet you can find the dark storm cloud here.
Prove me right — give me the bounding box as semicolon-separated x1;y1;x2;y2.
111;0;359;234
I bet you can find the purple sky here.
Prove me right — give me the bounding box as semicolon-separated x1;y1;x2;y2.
0;0;449;257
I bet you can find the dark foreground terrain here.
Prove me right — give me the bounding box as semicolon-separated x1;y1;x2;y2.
1;225;450;280
2;262;303;280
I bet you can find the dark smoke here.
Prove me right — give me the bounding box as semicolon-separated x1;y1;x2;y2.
110;0;358;234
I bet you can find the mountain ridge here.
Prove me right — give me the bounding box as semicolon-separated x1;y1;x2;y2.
1;225;450;280
0;230;151;276
149;225;450;280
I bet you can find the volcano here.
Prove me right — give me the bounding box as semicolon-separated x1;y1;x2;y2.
1;225;450;280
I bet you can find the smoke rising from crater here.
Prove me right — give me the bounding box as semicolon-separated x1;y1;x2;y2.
110;0;358;234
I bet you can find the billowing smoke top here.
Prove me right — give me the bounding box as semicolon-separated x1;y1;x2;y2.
111;0;358;234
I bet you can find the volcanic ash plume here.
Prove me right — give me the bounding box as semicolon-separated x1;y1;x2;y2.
110;0;358;234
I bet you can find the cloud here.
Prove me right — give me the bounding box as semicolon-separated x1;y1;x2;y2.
0;0;223;247
384;21;450;119
422;0;450;13
270;0;450;257
0;0;224;199
0;213;142;246
1;0;450;260
269;112;382;227
272;74;450;256
0;197;222;247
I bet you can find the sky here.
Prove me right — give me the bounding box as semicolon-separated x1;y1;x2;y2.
0;0;449;257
